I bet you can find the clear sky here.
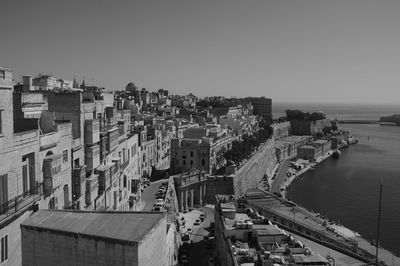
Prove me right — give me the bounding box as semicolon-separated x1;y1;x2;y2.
1;0;400;103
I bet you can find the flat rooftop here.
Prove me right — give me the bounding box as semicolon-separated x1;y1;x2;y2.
245;189;356;246
22;210;165;244
280;135;311;143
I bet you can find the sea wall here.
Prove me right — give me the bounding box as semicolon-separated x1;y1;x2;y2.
233;138;277;198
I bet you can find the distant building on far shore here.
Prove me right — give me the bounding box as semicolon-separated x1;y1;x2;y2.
21;210;175;266
243;97;272;120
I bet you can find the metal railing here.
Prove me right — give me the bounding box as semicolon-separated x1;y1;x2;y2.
0;184;42;223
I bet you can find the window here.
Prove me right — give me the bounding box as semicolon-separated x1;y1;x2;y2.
0;174;8;213
190;160;193;166
63;150;68;163
0;110;2;134
190;151;193;157
0;70;5;79
183;160;186;166
1;235;8;263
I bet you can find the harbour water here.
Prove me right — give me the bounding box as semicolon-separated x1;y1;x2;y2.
276;103;400;256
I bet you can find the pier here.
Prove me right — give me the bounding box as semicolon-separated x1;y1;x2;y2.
337;119;379;124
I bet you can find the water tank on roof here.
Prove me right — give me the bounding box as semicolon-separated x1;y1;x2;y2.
23;75;33;86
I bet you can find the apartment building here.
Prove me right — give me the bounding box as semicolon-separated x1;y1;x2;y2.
0;67;74;265
170;126;235;174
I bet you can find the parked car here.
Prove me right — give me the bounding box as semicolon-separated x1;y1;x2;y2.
181;233;190;242
194;219;201;226
156;199;165;205
152;205;161;211
200;213;206;221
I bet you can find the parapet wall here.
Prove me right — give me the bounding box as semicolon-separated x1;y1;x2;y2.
205;175;235;204
233;138;277;198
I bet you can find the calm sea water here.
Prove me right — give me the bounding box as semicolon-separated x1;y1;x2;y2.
279;103;400;255
272;102;400;121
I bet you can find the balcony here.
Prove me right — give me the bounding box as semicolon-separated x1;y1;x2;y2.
85;144;100;171
21;93;48;118
43;154;62;196
85;174;99;207
40;132;59;150
0;183;42;223
72;138;82;150
96;164;113;193
107;128;119;152
121;159;130;170
72;165;86;200
84;119;100;145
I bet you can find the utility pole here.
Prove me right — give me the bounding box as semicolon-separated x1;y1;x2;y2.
375;182;383;266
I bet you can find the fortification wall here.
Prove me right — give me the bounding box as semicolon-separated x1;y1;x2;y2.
233;138;277;198
205;176;235;204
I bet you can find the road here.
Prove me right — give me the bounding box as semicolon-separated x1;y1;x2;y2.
290;233;364;266
179;206;215;266
271;159;290;194
139;179;168;211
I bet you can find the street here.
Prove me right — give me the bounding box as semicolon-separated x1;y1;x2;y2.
138;179;168;211
178;206;215;266
271;159;290;194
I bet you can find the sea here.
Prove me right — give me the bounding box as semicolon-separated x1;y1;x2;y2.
272;102;400;256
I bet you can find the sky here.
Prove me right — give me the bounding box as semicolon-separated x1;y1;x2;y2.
1;0;400;103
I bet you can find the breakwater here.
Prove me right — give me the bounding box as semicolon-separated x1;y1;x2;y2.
338;119;378;124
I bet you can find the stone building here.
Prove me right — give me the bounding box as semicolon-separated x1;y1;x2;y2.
290;119;332;136
172;170;207;212
0;67;74;265
271;121;291;139
170;126;235;174
274;135;313;162
21;210;173;266
243;97;272;120
296;139;331;161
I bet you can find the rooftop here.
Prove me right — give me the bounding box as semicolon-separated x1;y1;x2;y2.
21;210;165;244
280;135;311;143
313;139;329;144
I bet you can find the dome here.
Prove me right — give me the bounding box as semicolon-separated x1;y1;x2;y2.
126;82;137;91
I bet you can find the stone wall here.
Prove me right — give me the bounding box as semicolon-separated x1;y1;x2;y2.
22;226;139;266
165;176;179;223
205;176;235;204
205;138;277;202
233;138;277;198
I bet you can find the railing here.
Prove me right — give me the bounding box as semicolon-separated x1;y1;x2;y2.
0;184;42;223
121;160;130;170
